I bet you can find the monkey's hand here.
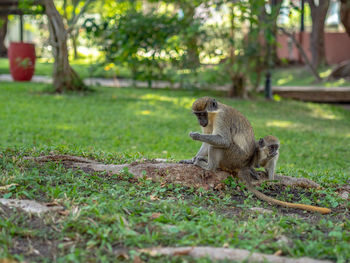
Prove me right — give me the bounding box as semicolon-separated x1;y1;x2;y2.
189;132;201;141
180;156;207;165
179;158;195;164
249;168;264;181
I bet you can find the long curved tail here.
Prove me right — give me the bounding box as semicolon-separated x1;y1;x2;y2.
245;182;331;214
236;170;331;214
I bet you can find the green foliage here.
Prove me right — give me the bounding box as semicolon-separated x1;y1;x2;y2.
224;0;277;93
84;11;182;86
2;57;350;88
0;18;5;28
17;0;45;14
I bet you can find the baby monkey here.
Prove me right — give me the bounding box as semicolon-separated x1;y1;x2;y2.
252;135;280;180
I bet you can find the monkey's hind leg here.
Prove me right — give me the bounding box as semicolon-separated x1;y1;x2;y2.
180;143;209;164
194;147;222;171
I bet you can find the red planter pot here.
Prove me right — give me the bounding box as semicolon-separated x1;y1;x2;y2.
8;42;36;81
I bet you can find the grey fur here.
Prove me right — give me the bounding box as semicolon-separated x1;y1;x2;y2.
189;100;255;172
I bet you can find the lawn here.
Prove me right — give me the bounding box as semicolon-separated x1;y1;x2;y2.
272;65;350;87
2;57;350;88
0;82;350;262
0;57;127;80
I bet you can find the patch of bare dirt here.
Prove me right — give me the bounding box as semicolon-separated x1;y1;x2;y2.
237;183;349;222
25;155;348;220
0;204;59;261
25;155;321;190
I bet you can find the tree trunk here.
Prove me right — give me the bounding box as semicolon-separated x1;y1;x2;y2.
71;32;79;60
227;6;246;98
340;0;350;37
229;74;246;98
328;60;350;79
270;0;283;65
180;3;200;68
328;0;350;79
186;36;200;68
306;0;330;69
43;0;86;93
0;15;8;58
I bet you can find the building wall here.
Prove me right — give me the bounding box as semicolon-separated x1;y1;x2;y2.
277;32;350;64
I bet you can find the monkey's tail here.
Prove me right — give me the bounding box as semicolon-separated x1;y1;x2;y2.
241;179;331;214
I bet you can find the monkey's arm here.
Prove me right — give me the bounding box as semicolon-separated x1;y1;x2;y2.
265;155;278;180
190;132;230;148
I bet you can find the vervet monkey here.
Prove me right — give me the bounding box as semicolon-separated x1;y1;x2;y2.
184;97;331;214
182;96;256;172
252;135;280;180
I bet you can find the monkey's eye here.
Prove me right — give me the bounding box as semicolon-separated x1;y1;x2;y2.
195;112;207;118
268;144;279;152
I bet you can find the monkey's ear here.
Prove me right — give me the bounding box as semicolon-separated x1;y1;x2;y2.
211;99;217;109
258;138;265;147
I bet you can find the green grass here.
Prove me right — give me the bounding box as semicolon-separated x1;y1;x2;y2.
0;57;131;79
272;65;350;87
2;57;350;88
1;82;350;262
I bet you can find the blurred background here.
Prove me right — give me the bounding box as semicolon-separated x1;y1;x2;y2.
1;0;350;98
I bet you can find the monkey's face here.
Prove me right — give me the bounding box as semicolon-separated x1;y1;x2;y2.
268;144;279;157
192;97;218;127
258;138;279;166
259;137;279;158
194;111;208;127
260;145;279;167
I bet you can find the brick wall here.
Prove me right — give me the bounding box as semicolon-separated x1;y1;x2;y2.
277;32;350;64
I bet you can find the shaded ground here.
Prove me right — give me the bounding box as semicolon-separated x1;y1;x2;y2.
22;156;349;219
1;201;334;263
0;204;59;261
1;153;349;262
24;155;349;222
